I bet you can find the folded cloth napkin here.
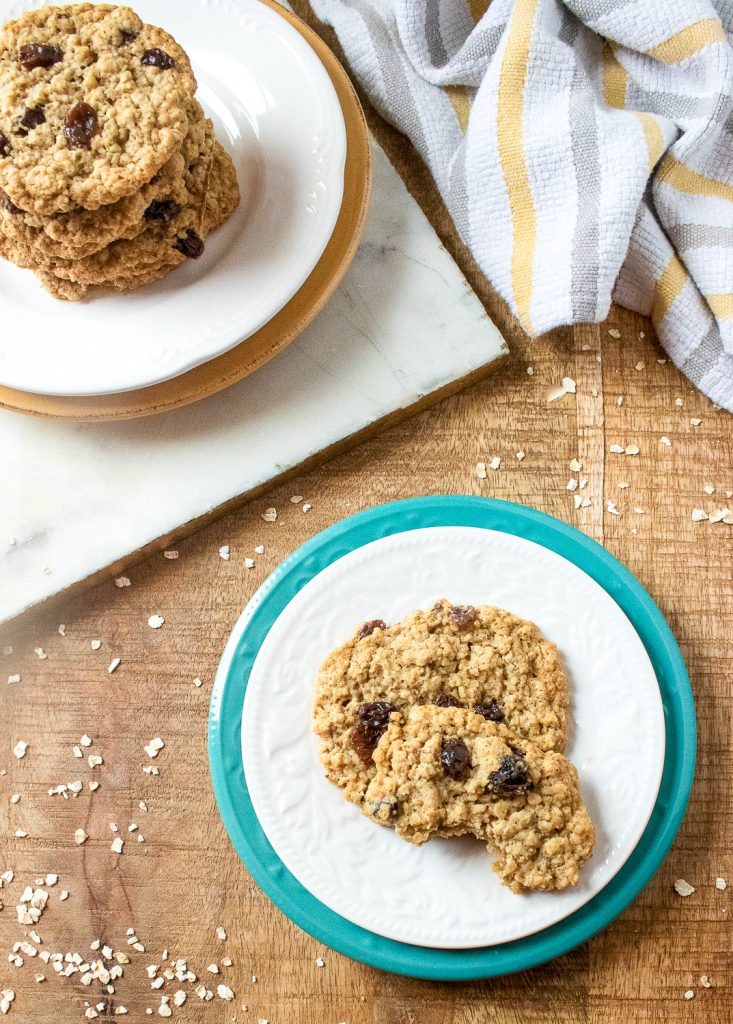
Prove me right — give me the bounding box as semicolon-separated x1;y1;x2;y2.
310;0;733;411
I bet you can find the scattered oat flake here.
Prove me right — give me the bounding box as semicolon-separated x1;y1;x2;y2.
90;640;102;650
581;343;590;351
58;624;66;637
217;985;234;1001
10;793;19;804
34;648;47;660
566;479;578;492
8;674;20;684
302;503;312;513
569;458;582;473
635;361;645;371
684;990;694;1000
691;508;709;522
703;484;715;495
88;755;103;769
144;737;165;758
715;877;727;890
163;550;178;559
244;557;255;569
562;376;577;393
14;829;27;838
193;677;203;688
261;508;277;522
13;740;27;759
107;657;121;674
673;878;695;897
660;436;671;447
218;545;231;561
73;746;83;758
489;456;501;471
114;576;131;588
608;328;621;339
618;481;630;489
515;450;525;462
216;927;227;941
255;544;265;554
148;614;165;630
610;444;624;454
475;462;487;479
74;829;88;845
173;991;186;1006
700;976;712;988
59;891;68;901
616;395;624;406
80;734;92;747
675;397;683;407
315;957;325;968
690;418;702;426
526;366;534;375
606;500;621;516
111;838;123;854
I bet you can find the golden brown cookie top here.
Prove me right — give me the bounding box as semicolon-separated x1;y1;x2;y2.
313;599;569;806
364;705;595;892
0;4;196;215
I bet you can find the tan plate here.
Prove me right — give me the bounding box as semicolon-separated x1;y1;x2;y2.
0;1;371;421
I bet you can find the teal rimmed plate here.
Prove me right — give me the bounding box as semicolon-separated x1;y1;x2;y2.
208;496;695;980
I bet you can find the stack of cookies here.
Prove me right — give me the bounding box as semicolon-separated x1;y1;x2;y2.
314;599;596;893
0;3;239;300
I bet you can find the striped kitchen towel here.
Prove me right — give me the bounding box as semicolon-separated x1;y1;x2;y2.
310;0;733;411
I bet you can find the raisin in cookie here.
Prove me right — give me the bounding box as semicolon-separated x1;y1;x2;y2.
0;98;206;261
364;705;595;892
35;130;239;298
313;600;569;805
0;4;196;215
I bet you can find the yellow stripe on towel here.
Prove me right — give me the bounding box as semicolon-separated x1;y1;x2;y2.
651;254;688;328
707;294;733;320
468;0;491;22
660;155;733;203
645;18;726;64
497;0;539;333
633;112;666;171
602;44;628;108
446;85;472;133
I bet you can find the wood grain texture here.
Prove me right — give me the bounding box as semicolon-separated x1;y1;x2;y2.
1;3;731;1020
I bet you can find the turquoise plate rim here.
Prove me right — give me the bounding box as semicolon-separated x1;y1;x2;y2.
208;495;696;980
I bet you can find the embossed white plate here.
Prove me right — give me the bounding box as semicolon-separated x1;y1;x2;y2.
241;526;666;949
0;0;346;395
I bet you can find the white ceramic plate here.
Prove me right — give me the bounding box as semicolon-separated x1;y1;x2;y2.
0;0;346;396
242;526;666;949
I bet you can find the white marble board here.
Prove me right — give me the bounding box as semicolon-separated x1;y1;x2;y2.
0;141;508;623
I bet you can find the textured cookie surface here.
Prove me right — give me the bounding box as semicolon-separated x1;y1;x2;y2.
0;4;196;215
35;129;239;298
364;705;595;892
313;600;569;805
0;98;205;260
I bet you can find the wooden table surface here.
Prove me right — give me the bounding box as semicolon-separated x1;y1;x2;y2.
1;6;731;1021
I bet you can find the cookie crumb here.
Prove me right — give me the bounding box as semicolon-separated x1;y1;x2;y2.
261;508;277;522
715;877;727;890
114;576;131;588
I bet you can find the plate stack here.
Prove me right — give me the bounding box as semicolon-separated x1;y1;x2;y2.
209;496;695;980
0;0;371;420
